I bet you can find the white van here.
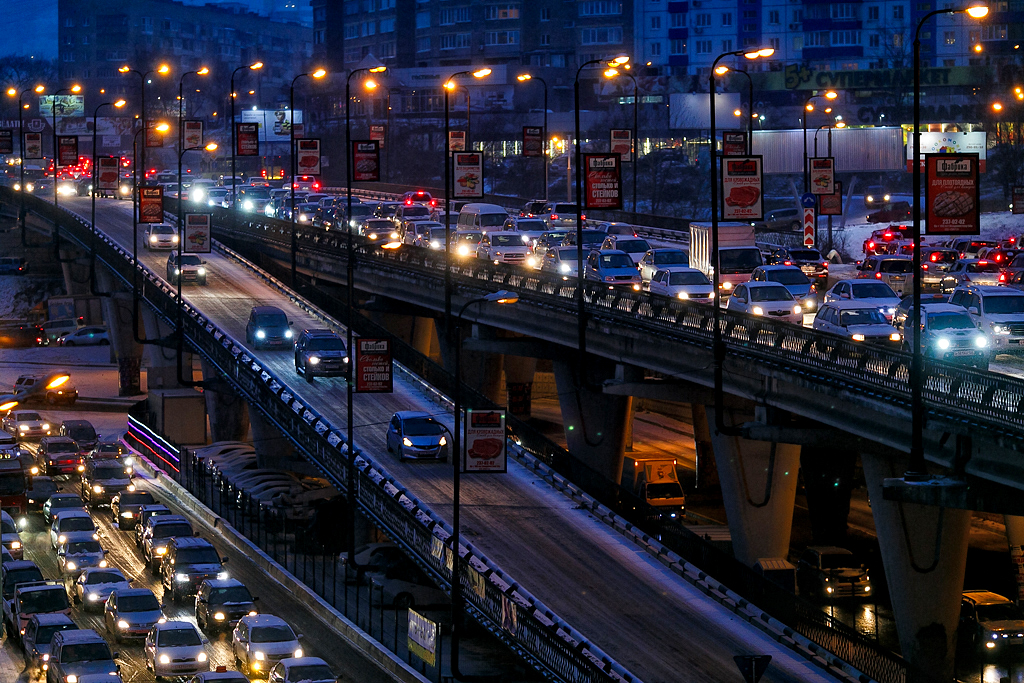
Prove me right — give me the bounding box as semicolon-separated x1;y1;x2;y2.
456;203;509;231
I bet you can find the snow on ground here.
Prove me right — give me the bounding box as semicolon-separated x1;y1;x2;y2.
0;275;62;320
829;211;1024;259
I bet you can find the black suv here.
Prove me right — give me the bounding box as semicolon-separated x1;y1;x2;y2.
294;329;348;380
167;253;208;285
244;306;292;350
194;578;257;632
160;537;227;603
38;437;80;476
59;420;97;453
80;459;132;506
110;490;155;530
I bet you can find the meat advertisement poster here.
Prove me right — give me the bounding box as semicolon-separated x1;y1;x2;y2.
464;409;506;473
452;152;483;198
809;157;835;195
819;181;843;216
351;141;380;182
369;124;386;147
145;120;164;148
296;139;321;176
355;338;393;393
522;126;543;157
139;187;164;224
97;156;119;190
0;130;13;155
184;213;211;254
584;153;622;210
924;153;980;235
448;130;466;152
721;155;763;221
235;123;259;157
57;136;78;167
722;132;747;157
184;121;203;150
24;132;42;159
610;129;632;162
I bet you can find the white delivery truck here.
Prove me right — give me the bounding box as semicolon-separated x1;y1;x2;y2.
620;456;686;520
689;222;763;297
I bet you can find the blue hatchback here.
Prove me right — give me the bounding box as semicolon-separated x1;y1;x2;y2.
751;265;817;312
585;249;642;291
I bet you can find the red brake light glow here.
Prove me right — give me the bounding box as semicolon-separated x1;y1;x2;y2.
875;272;882;279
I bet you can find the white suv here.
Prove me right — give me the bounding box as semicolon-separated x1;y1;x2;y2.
949;284;1024;355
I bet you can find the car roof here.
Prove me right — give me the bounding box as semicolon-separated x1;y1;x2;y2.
54;509;92;520
807;546;854;555
112;587;156;598
596;249;630;257
200;578;245;589
32;612;76;625
48;493;82;501
241;614;289;628
18;582;62;594
394;411;430;420
745;281;791;288
963;590;1013;606
4;559;39;571
61;531;100;542
42;437;77;444
168;536;211;548
961;284;1022;296
657;266;702;274
140;504;170;511
61;420;91;428
301;328;337;337
279;656;331;668
757;265;804;271
149;514;189;525
80;566;125;577
154;619;200;631
827;301;895;311
251;306;285;315
54;629;106;644
195;673;249;683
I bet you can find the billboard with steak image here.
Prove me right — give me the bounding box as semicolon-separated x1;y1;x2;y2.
464;409;506;473
139;187;164;223
296;139;321;176
721;156;763;221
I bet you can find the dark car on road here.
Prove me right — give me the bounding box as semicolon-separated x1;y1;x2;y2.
245;306;293;350
293;329;348;380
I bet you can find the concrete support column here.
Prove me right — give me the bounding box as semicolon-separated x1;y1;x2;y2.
1005;515;1024;604
862;451;971;681
552;357;638;484
703;406;800;566
95;267;143;396
60;251;90;297
503;355;536;419
690;403;719;489
248;405;295;470
800;445;856;546
140;306;194;391
201;360;249;443
410;316;437;359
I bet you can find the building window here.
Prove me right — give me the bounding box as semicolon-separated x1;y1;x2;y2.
650;41;662;55
440;33;471;49
742;23;757;31
831;30;860;45
541;33;551;45
61;52;75;62
578;1;622;16
743;9;756;18
416;36;430;51
792;9;803;21
345;47;361;62
416;11;430;28
721;12;732;25
141;17;153;34
943;31;955;44
440;7;471;24
651;16;661;29
380;18;395;32
63;17;74;27
892;33;903;46
365;21;376;35
670;13;685;27
994;0;1008;9
381;42;395;57
314;29;325;44
793;36;804;50
830;4;857;19
670;39;686;54
695;13;711;26
695;39;712;54
916;2;930;9
541;8;550;20
344;0;358;14
485;30;519;44
551;54;566;67
485;4;520;19
867;6;879;20
893;5;904;19
81;34;89;45
769;10;780;23
581;27;622;44
806;31;828;46
769;37;780;49
344;23;359;38
982;24;1007;40
869;33;880;46
721;39;733;51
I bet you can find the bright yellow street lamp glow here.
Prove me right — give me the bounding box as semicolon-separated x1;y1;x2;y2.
733;109;742;117
604;68;619;78
517;74;532;82
805;103;815;112
444;81;457;90
70;85;82;93
714;66;730;75
158;64;170;74
974;43;984;52
824;106;833;113
204;142;218;152
0;401;18;412
34;85;45;93
119;65;130;74
835;121;847;128
250;62;264;70
155;122;170;133
472;68;492;78
758;47;775;57
993;102;1004;111
825;90;838;99
965;5;989;18
369;66;387;73
114;99;126;108
364;79;378;91
610;55;630;66
312;69;327;79
5;88;15;97
197;67;210;75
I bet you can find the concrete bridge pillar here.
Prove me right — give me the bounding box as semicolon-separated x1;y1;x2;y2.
690;404;719;489
95;266;143;396
410;316;438;360
800;445;856;546
201;360;249;443
703;406;801;566
140;305;195;390
503;355;537;419
1005;515;1024;605
552;358;639;484
862;451;971;682
60;250;90;297
247;405;295;470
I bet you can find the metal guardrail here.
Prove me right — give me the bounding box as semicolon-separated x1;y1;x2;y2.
212;208;1024;446
14;189;638;683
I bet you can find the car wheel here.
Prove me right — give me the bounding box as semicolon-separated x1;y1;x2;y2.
789;221;801;232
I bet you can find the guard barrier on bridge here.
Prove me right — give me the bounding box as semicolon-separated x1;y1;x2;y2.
12;190;638;683
213;206;1024;447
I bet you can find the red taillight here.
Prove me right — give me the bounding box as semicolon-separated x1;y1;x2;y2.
783;260;792;265
550;213;558;220
868;241;875;249
930;252;939;262
822;262;829;268
430;199;436;207
996;254;1004;261
875;272;882;279
405;199;412;205
922;264;929;270
979;260;989;265
1000;272;1008;282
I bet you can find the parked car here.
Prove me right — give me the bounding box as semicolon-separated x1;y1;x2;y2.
823;280;902;321
60;420;97;453
0;257;28;275
39;437;81;475
42;494;85;524
110;490;156;530
72;567;130;611
22;612;77;672
754;207;802;232
81;459;133;506
267;658;336;683
599;236;651;264
56;531;109;578
862;227;905;256
159;537;228;603
751;265;817;313
57;327;109;347
476;231;531;265
919;247;959;289
539;246;580;278
14;373;78;406
4;411;53;440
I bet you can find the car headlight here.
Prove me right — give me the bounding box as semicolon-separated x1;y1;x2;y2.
159;654;170;664
803;299;816;310
66;561;77;571
254;651;266;661
975;335;989;348
243;200;254;210
793;305;802;314
249;610;258;616
158;617;167;624
172;235;179;244
936;338;951;350
993;324;1010;335
125;457;134;466
294;649;303;659
18;425;27;431
197;267;206;276
174;268;181;275
120;185;131;195
127;483;135;490
457;245;469;256
58;534;66;544
88;593;100;601
890;332;902;341
722;281;732;290
285;330;293;339
559;263;571;273
29;466;38;475
93;485;103;493
156;546;167;555
67;676;78;683
43;653;50;661
430;240;441;249
308;356;321;365
10;540;20;549
198;653;208;663
176;573;189;582
99;559;107;567
256;330;266;340
217;571;229;580
214;612;226;621
752;306;764;316
526;257;538;268
439;436;447;446
299;214;308;222
677;292;689;299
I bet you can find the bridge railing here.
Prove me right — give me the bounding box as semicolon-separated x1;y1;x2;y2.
14;190;639;683
215;208;1024;444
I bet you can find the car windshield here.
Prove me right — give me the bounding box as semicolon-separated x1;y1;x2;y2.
430;229;447;240
49;443;78;454
614;239;650;253
543;232;569;242
927;251;957;263
977;603;1024;622
553;204;575;213
93;464;129;479
985;296;1024;314
119;593;160;611
456;233;481;243
67;541;101;554
479;213;507;228
210;586;253;604
0;473;25;495
96;444;126;455
35;623;75;644
29;480;58;496
176;548;221;565
348;205;372;216
4;567;43;595
19;589;68;613
244;189;271;199
851;283;898;299
647;483;683;499
287;665;335;682
61;518;95;532
51;496;84;508
85;572;124;585
491;235;521;246
180;255;202;266
66;427;95;441
307;337;346;351
579;231;606;244
928;313;976;330
879;260;914;273
668;272;710;286
404;418;444;437
655;251;688;265
788;250;823;261
600;253;635;269
719;248;762;271
402;206;430;217
749;286;794;302
819;554;856;569
967;262;1002;273
255;314;288;327
517;221;545;231
158;628;202;647
118;493;154;506
251;625;296;643
0;519;16;534
153;226;175;236
18;413;41;421
839;309;888;326
765;270;810;285
152;523;193;539
61;643;112;662
555;248;577;259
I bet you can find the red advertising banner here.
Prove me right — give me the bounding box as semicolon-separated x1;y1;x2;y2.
722;132;747;157
610;129;632;162
452;152;483;198
448;130;466;152
139;187;164;224
522;126;543;157
355;338;393;393
721;155;764;221
369;124;386;147
57;136;78;167
0;130;13;155
296;139;321;176
184;121;203;149
819;181;843;216
235;123;259;157
24;133;42;159
97;156;119;190
809;157;835;195
583;153;622;210
145;120;164;148
924;153;980;235
351;141;380;182
464;409;507;473
184;213;211;254
1014;186;1024;215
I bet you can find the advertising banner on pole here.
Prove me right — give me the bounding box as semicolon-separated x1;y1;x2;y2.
809;157;835;195
722;132;747;157
407;610;438;667
1014;186;1024;215
0;130;13;155
819;181;843;216
296;139;321;176
145;120;164;148
351;141;380;182
924;153;980;235
235;123;259;157
522;126;543;157
464;409;506;473
721;156;763;221
583;153;622;210
369;124;385;147
610;129;632;162
139;187;164;223
184;121;203;149
24;132;41;159
448;130;466;152
183;213;212;254
355;338;393;393
907;131;987;172
97;156;119;190
57;136;78;167
452;152;483;198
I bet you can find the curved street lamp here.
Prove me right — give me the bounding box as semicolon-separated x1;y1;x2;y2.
229;61;264;228
6;84;45;242
119;63;170;186
802;90;838;192
288;68;327;288
516;73;549;200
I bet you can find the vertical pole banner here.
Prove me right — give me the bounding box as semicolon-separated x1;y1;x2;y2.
1014;186;1024;215
355;338;393;393
809;157;835;195
57;136;78;167
463;409;507;473
296;139;321;176
24;133;42;159
351;141;380;182
720;156;764;221
583;153;622;210
183;121;203;149
452;152;483;198
139;187;164;223
924;153;980;236
406;610;438;667
369;124;385;147
819;181;843;216
0;130;13;155
448;130;466;152
610;129;632;162
145;120;164;148
235;123;259;156
97;156;119;190
522;126;543;157
722;132;747;157
183;213;212;253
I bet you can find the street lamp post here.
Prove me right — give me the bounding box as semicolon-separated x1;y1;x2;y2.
450;290;518;680
289;68;327;289
907;3;989;475
130;122;169;343
7;85;45;243
230;61;264;226
802;91;838;192
52;84;82;217
516;74;549;200
709;48;774;435
716;66;755;154
607;68;640;214
177;68;209;241
90;99;126;235
119;63;170;190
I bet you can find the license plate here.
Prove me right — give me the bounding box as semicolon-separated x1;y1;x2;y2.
953;349;975;357
890;276;904;282
800;266;815;273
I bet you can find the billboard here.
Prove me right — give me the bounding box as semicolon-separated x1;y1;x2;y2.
407;610;438;667
0;130;12;155
819;181;843;216
183;121;203;150
39;95;84;118
184;213;212;254
235;123;259;156
464;409;506;473
96;157;119;190
296;139;321;176
809;157;835;195
146;120;165;148
139;187;164;223
23;133;41;159
351;141;380;182
908;131;987;172
369;124;386;147
1014;186;1024;215
722;132;747;157
448;130;467;152
669;92;742;130
721;156;764;221
522;126;543;157
57;136;78;167
610;129;632;162
924;153;980;235
452;152;483;198
239;109;302;143
583;153;622;210
355;338;393;393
